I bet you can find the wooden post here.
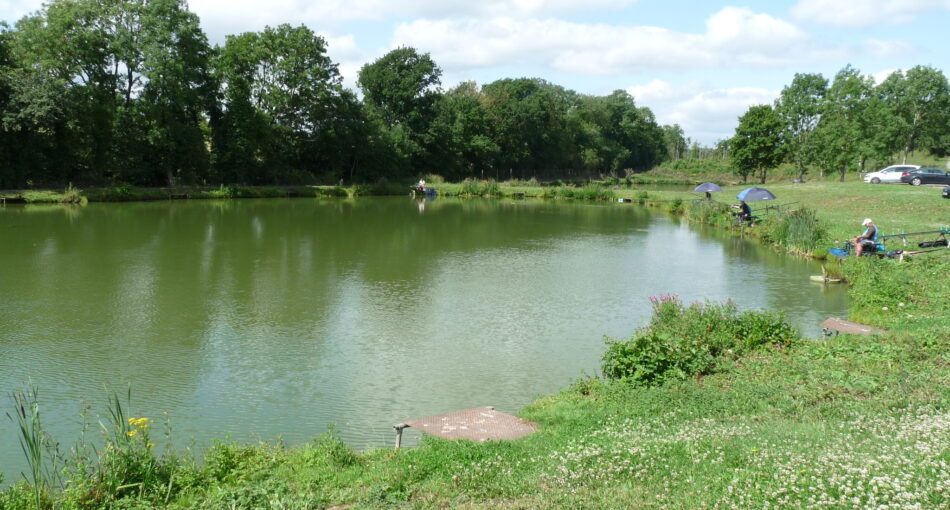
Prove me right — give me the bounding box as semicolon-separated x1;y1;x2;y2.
393;423;408;449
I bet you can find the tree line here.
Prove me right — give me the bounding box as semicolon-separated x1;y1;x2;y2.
730;65;950;183
0;0;672;189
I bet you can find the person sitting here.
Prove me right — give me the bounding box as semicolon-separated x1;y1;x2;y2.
853;218;878;256
732;200;753;223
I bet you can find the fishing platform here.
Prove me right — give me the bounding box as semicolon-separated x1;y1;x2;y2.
820;317;886;337
393;406;536;449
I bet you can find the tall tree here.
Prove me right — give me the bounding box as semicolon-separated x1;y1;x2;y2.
425;81;499;180
357;47;441;131
775;72;827;181
480;78;573;179
877;66;950;163
813;65;875;181
661;124;687;161
730;104;784;184
357;47;442;176
213;24;344;184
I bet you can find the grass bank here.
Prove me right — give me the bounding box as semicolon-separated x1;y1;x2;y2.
2;181;949;509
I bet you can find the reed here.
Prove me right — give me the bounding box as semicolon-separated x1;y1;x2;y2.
7;387;54;510
761;207;829;253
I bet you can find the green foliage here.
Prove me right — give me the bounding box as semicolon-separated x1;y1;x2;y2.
776;73;827;180
577;184;614;201
457;178;501;197
666;197;684;214
759;207;829;253
685;199;733;226
7;387;52;510
635;190;649;204
730;104;784;184
601;296;797;385
349;180;406;196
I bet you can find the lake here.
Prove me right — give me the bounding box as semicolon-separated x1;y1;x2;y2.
0;197;846;480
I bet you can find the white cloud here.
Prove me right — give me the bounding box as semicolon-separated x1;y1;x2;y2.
392;7;842;75
871;68;899;84
320;33;366;90
0;0;42;23
627;80;779;144
864;39;917;59
183;0;637;43
790;0;950;28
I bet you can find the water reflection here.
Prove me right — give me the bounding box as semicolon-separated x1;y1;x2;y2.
0;198;846;481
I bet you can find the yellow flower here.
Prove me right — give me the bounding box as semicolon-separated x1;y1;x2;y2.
127;430;138;437
147;443;155;448
128;417;151;428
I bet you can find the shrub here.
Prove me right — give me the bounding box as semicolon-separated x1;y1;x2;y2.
601;296;797;385
574;184;614;201
479;179;501;197
350;181;406;196
667;197;684;214
635;191;649;205
760;207;829;253
685;199;733;226
61;184;85;204
459;178;481;196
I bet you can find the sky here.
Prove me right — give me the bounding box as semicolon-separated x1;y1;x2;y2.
2;0;950;145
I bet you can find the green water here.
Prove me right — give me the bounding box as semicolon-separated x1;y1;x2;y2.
0;197;846;479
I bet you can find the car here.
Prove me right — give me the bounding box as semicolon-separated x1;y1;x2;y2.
943;185;950;199
863;164;920;184
899;167;950;186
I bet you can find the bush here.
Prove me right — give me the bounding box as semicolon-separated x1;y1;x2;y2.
601;296;797;385
350;180;406;196
685;199;733;226
459;178;481;196
577;184;614;201
667;197;684;214
760;207;828;253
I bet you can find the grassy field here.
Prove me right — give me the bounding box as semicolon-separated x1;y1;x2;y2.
2;180;949;509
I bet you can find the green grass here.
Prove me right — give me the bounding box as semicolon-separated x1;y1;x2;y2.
3;178;950;509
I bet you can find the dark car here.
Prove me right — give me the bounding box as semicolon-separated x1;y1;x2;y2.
900;167;950;186
943;185;950;199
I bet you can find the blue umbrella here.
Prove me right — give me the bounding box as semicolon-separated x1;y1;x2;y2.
693;182;723;193
736;187;776;202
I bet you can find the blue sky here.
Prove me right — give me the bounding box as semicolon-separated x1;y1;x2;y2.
3;0;950;144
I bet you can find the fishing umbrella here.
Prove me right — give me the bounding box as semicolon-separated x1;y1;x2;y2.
736;187;776;202
693;182;723;193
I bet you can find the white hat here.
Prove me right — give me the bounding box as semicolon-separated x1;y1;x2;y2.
862;218;873;226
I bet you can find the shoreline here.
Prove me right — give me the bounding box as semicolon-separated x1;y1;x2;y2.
2;181;948;508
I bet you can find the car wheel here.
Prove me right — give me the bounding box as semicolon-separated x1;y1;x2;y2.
871;177;880;184
911;177;922;186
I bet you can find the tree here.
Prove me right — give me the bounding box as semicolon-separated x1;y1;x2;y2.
570;91;664;175
134;0;214;186
775;73;827;181
357;47;442;175
358;47;441;130
213;24;344;184
730;104;784;184
877;66;950;163
813;66;876;182
661;124;687;161
425;81;499;180
481;78;573;179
